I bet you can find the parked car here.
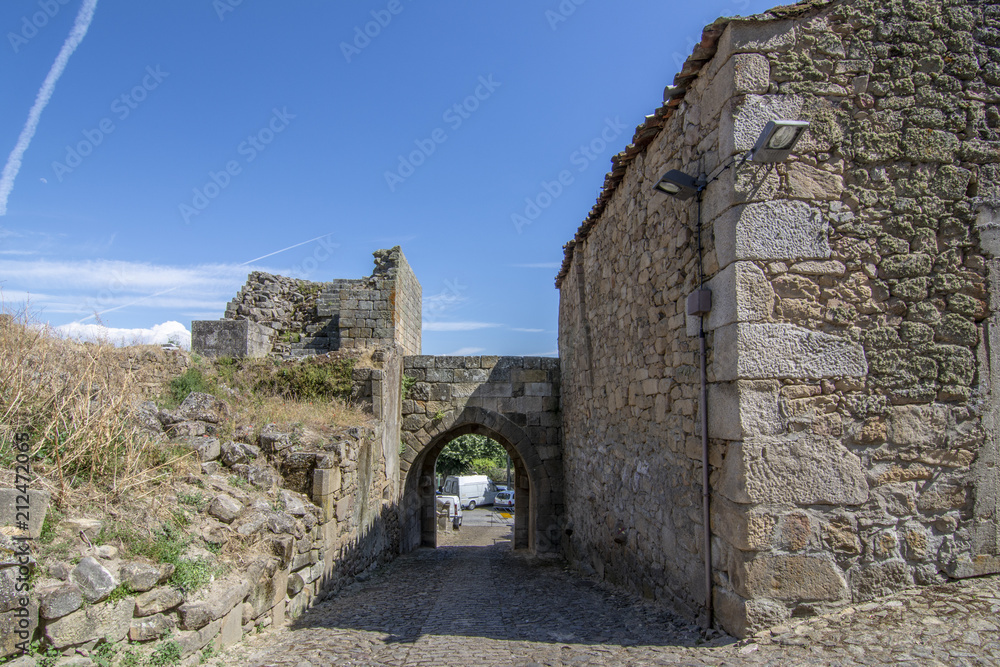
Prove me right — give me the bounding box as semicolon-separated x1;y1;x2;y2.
494;490;515;508
435;494;463;528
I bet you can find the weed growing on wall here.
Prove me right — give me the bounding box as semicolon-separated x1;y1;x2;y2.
402;374;417;399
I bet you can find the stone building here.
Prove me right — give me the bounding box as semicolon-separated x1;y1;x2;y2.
556;0;999;638
192;246;421;359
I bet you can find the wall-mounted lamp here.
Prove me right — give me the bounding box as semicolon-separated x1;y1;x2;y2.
654;119;811;202
653;169;703;200
750;119;810;163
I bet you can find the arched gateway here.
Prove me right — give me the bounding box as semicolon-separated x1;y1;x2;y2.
398;355;563;554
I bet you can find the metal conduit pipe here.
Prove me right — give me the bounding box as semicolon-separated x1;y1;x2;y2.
695;190;712;629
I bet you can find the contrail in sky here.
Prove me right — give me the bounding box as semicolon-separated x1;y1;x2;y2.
0;0;99;216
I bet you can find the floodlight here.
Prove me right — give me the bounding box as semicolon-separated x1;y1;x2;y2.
750;120;810;163
654;169;701;200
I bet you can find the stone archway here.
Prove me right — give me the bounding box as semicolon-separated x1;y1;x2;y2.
400;406;559;554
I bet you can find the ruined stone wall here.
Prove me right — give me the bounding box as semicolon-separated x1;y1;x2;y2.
1;401;400;661
194;247;422;358
558;0;1000;638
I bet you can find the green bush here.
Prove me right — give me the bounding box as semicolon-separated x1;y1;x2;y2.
166;367;214;406
148;638;182;666
170;557;216;594
260;357;355;401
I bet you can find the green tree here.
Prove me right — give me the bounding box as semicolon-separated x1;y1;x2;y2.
436;434;506;478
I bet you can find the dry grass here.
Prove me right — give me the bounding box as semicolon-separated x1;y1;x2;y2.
0;306;372;513
192;352;372;438
0;310;173;502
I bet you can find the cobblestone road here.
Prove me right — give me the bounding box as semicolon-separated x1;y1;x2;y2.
221;524;1000;667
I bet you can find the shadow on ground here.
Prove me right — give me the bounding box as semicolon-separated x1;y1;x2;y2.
286;537;708;649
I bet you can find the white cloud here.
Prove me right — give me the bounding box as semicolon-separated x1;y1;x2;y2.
512;327;545;333
0;258;281;321
447;347;485;355
422;321;501;332
56;320;191;348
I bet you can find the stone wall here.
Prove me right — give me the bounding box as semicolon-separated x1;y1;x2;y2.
2;390;401;662
191;320;271;359
557;0;1000;638
193;246;421;359
398;355;563;554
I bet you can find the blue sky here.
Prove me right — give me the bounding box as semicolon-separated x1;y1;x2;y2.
0;0;779;356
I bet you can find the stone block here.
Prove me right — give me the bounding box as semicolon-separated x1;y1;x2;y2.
403;355;435;369
0;598;37;658
736;554;847;602
886;404;949;448
714;200;831;268
221;441;260;467
949;554;1000;578
286;572;305;597
902;128;959;162
192;319;269;359
218;603;243;648
434;356;465;369
787;162;844;200
335;497;353;523
0;567;20;613
134;587;184;617
128;612;176;642
208;494;243;524
271;597;286;627
713;586;790;639
714;322;868;382
707;380;782;441
272;568;289;608
715;18;795;61
177;618;222;658
512;369;548;383
119;562;170;593
38;583;82;620
454;368;489;382
716;435;869;506
702;53;770;122
312;468;341;499
44;597;133;649
178;579;248;631
848;560;914;602
720;93;804;159
0;489;49;539
710;496;775;551
189;436;221;462
685;262;773;335
524;382;552;397
70;557;118;603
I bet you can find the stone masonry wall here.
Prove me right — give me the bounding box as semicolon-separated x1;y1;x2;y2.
398;356;563;554
558;0;1000;638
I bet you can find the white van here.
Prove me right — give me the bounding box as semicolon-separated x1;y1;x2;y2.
441;475;499;510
